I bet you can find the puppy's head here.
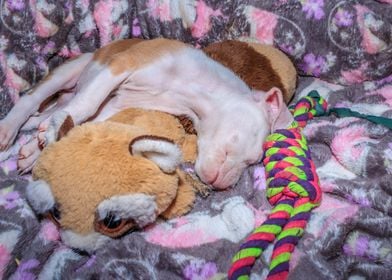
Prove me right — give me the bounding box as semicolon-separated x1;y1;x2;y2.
195;87;293;189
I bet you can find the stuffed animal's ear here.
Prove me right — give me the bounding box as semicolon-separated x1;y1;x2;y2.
253;87;294;132
25;180;55;214
130;136;182;173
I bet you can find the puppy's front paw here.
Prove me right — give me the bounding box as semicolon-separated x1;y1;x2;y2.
0;120;18;151
18;137;41;174
38;111;74;148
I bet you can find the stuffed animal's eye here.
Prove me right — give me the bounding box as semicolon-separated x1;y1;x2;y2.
102;214;122;229
94;213;138;238
46;206;61;227
52;207;61;221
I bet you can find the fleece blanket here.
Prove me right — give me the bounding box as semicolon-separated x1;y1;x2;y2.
0;0;391;279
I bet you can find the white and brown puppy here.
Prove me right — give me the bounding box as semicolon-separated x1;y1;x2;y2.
0;38;294;189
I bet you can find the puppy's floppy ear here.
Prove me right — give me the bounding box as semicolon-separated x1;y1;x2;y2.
252;87;294;132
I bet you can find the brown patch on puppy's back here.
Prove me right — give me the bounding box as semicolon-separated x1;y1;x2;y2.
100;38;188;75
203;41;294;103
93;38;144;64
247;42;297;102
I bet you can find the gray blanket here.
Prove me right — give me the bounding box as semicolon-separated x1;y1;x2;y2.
0;0;391;279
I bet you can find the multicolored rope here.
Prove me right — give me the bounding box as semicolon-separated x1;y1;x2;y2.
228;91;327;280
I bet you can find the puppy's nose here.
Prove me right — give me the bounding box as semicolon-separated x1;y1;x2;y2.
195;162;219;185
206;170;219;185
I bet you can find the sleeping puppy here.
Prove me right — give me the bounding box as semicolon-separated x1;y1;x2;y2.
0;38;295;190
178;40;297;134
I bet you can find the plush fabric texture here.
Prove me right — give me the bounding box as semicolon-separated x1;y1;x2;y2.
0;1;392;280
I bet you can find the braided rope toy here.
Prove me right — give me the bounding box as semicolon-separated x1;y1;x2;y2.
228;91;327;280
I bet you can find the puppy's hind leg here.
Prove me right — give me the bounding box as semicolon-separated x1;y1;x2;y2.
20;91;76;131
37;64;129;147
0;53;93;151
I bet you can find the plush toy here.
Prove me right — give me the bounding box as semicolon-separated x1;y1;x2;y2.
26;108;204;252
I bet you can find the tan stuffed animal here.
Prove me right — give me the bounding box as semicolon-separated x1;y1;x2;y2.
26;108;204;252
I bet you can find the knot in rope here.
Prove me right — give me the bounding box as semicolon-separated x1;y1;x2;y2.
228;91;327;280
